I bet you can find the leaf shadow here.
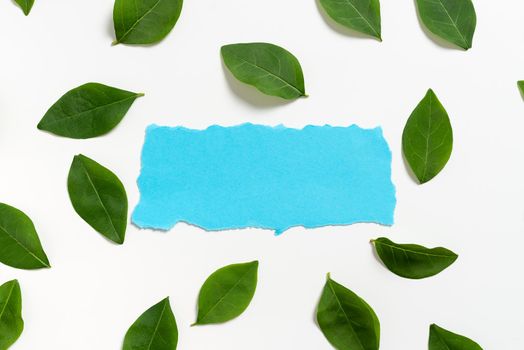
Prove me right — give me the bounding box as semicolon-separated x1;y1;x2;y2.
412;0;464;51
315;0;381;41
221;60;293;109
311;283;322;327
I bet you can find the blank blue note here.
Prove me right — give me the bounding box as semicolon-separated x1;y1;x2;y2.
132;124;396;234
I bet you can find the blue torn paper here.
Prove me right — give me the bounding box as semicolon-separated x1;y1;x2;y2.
132;123;396;234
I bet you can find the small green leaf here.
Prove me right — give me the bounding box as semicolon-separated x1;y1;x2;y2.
14;0;34;15
429;324;483;350
221;43;306;100
316;274;380;350
402;89;453;184
0;280;24;350
194;261;258;325
518;81;524;96
319;0;381;40
67;155;128;244
416;0;476;50
372;237;458;279
123;297;178;350
0;203;50;270
113;0;183;45
37;83;143;139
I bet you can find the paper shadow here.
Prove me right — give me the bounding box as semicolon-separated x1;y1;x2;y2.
315;0;381;41
412;0;464;51
221;60;293;109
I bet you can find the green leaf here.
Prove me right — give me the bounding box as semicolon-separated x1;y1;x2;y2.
14;0;34;15
67;155;128;244
416;0;476;50
319;0;381;40
316;274;380;350
429;324;483;350
372;237;458;279
0;203;50;270
113;0;183;45
221;43;307;100
123;297;178;350
402;89;453;184
37;83;143;139
194;261;258;325
0;280;24;350
518;81;524;96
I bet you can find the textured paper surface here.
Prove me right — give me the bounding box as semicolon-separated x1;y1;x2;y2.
132;124;396;234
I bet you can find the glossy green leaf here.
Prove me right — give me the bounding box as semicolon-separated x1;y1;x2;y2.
113;0;183;45
316;274;380;350
319;0;381;40
194;261;258;325
0;203;50;270
0;280;24;350
416;0;476;50
429;324;483;350
67;155;128;244
402;89;453;184
372;237;458;279
221;43;306;100
14;0;34;15
37;83;143;139
123;297;178;350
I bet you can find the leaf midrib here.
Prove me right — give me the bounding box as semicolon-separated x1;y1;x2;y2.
40;94;138;129
229;53;304;96
0;223;48;267
432;328;452;350
340;0;380;38
77;158;121;242
376;240;455;259
327;280;366;350
116;0;163;44
198;265;255;323
421;91;434;181
431;0;469;47
146;300;167;350
0;282;16;322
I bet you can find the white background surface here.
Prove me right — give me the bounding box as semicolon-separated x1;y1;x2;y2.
0;0;522;349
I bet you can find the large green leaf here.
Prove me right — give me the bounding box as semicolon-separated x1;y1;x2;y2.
37;83;143;139
14;0;34;15
113;0;183;45
193;261;258;325
429;324;483;350
123;297;178;350
319;0;381;40
0;203;50;270
67;155;128;244
416;0;476;50
221;43;306;100
316;274;380;350
0;280;24;350
372;237;458;279
402;89;453;184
